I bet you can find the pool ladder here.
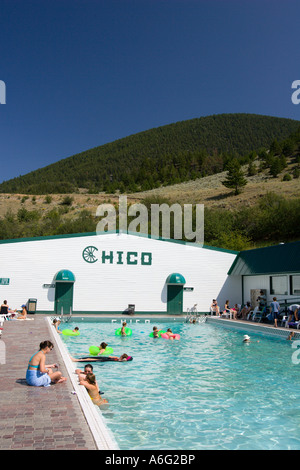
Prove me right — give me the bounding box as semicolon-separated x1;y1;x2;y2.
59;306;73;323
185;304;206;323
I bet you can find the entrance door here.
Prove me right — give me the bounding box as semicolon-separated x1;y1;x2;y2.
167;285;183;315
55;282;74;316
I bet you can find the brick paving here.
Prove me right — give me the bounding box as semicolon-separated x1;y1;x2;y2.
0;315;97;450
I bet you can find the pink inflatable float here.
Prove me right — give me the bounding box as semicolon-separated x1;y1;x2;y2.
161;333;180;340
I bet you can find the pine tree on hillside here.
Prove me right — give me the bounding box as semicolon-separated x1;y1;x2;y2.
222;160;248;195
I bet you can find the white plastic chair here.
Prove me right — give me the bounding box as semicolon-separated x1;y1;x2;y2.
248;306;259;321
0;312;11;321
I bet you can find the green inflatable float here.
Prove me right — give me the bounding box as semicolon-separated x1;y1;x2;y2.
62;329;80;337
89;346;114;356
149;330;166;338
115;327;132;336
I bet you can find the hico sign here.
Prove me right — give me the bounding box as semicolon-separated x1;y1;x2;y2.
82;246;152;265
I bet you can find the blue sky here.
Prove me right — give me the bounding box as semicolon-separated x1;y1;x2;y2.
0;0;299;183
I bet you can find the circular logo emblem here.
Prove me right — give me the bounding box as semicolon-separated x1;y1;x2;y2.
82;246;98;263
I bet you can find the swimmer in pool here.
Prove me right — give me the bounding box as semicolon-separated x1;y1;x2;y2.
75;364;105;395
243;335;259;343
152;326;164;338
52;318;62;334
79;373;108;407
287;331;296;341
166;328;179;340
98;342;108;354
70;353;132;362
121;322;127;336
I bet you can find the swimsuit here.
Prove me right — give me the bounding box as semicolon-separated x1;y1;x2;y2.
26;352;51;387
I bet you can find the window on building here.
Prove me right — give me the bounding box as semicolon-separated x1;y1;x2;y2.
290;275;300;295
270;275;288;295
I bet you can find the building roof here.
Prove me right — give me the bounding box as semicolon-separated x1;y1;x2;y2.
228;241;300;276
0;229;238;254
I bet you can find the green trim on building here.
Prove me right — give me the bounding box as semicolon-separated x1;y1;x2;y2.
55;270;76;282
228;241;300;276
0;229;238;254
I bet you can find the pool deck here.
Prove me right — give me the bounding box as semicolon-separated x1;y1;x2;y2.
0;313;297;450
0;315;98;450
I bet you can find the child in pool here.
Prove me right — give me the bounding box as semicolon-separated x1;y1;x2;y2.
152;326;164;338
166;328;179;340
52;318;62;333
98;342;108;354
79;373;108;407
121;321;127;336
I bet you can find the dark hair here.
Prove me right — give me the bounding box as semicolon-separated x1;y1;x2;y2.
84;364;93;371
74;327;79;331
85;372;96;385
100;342;107;349
39;340;54;350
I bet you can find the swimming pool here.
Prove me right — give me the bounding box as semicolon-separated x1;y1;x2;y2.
62;319;300;450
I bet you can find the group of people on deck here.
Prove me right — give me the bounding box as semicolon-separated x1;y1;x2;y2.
1;300;29;320
210;293;300;328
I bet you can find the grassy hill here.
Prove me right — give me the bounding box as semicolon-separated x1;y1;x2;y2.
1;113;299;194
0;113;299;251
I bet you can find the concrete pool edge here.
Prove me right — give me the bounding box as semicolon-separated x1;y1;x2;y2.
46;317;119;450
206;316;300;339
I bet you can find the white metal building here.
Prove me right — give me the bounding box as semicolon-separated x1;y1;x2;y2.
0;231;240;315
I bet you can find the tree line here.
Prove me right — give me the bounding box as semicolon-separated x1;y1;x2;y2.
0;114;299;195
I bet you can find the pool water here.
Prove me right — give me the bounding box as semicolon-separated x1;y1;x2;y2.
62;320;300;450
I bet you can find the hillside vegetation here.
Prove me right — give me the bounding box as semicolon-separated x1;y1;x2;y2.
0;113;299;194
0;113;300;251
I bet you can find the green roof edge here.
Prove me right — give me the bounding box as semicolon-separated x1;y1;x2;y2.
0;229;239;255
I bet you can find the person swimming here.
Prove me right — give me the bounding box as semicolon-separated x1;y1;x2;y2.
152;326;164;338
242;335;259;343
165;328;179;340
71;353;132;362
121;322;127;336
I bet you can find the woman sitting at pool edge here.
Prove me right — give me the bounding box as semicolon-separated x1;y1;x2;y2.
26;340;67;387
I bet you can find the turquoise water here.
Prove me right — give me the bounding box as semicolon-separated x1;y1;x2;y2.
62;320;300;450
